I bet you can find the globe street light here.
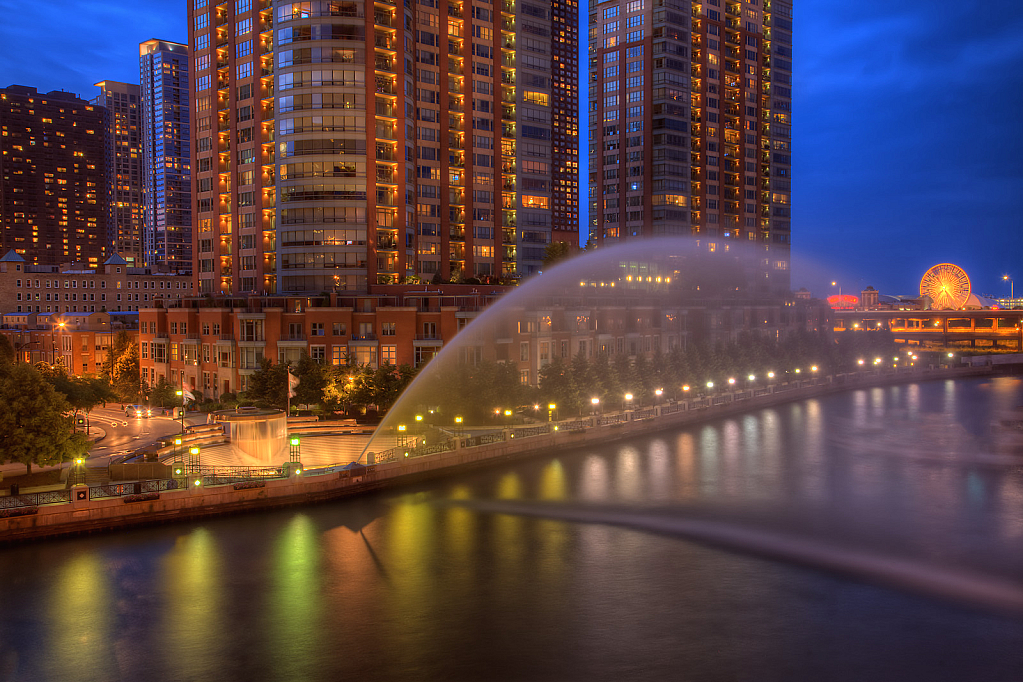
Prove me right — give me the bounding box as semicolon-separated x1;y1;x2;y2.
624;392;633;412
591;397;600;415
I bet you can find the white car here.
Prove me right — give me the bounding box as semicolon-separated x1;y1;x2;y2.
126;405;152;418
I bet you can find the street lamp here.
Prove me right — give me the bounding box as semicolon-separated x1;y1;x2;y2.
767;371;775;380
624;392;633;412
454;415;464;437
590;397;600;415
176;390;185;433
654;389;663;406
188;445;201;475
727;377;736;388
1004;275;1014;300
547;403;557;422
289;436;301;462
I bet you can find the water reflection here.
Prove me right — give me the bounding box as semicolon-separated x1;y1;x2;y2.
46;552;112;682
1;377;1021;682
270;514;323;680
160;528;223;679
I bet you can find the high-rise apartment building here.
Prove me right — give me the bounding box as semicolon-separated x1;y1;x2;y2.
588;0;791;295
93;81;144;267
0;85;108;267
188;0;577;296
140;39;193;273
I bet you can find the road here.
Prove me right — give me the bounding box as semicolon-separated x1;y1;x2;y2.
84;406;200;464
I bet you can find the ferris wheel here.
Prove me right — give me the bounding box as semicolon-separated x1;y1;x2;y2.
919;263;971;310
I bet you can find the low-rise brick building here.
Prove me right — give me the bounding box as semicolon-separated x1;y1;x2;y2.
0;250;193;316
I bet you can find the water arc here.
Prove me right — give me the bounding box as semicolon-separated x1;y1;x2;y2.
360;237;780;461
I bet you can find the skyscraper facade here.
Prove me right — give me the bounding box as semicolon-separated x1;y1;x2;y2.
0;86;108;267
188;0;578;296
588;0;791;295
140;39;193;273
93;81;144;267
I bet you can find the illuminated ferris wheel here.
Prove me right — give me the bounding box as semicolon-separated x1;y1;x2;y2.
919;263;971;310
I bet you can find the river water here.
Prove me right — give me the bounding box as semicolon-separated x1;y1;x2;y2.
2;377;1022;681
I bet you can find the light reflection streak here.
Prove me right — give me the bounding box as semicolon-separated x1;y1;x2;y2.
270;514;323;680
159;528;223;678
46;552;112;682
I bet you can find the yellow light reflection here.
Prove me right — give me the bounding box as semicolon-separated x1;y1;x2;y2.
160;528;223;676
47;553;112;679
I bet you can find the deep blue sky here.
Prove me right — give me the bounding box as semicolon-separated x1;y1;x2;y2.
2;0;1020;298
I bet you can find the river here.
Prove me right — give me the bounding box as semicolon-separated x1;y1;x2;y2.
1;376;1022;681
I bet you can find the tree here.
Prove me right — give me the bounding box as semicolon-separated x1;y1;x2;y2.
245;357;289;409
0;363;89;474
111;342;142;402
150;377;178;407
100;330;134;377
0;335;15;366
542;241;572;269
292;354;327;408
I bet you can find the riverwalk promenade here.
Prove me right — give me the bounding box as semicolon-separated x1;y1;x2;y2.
0;364;1006;544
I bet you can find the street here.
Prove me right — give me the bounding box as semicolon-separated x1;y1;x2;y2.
84;406;199;465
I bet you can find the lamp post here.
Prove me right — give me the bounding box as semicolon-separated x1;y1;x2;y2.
289;436;301;463
175;390;185;434
454;415;464;438
591;397;600;416
654;389;663;406
623;392;633;412
1004;275;1014;301
187;445;201;476
547;403;557;422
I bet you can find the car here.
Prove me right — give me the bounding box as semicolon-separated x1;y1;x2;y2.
126;405;152;418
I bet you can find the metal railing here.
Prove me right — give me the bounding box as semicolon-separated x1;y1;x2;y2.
0;490;71;509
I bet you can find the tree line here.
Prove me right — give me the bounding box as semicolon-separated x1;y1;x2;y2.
233;328;900;425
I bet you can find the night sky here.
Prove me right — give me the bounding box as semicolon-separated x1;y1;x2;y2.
2;0;1020;298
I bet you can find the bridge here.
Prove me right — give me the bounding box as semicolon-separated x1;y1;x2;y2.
833;309;1023;350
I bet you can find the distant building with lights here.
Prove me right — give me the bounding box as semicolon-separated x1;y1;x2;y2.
587;0;793;296
0;85;108;268
139;39;192;273
186;0;579;296
93;81;144;267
